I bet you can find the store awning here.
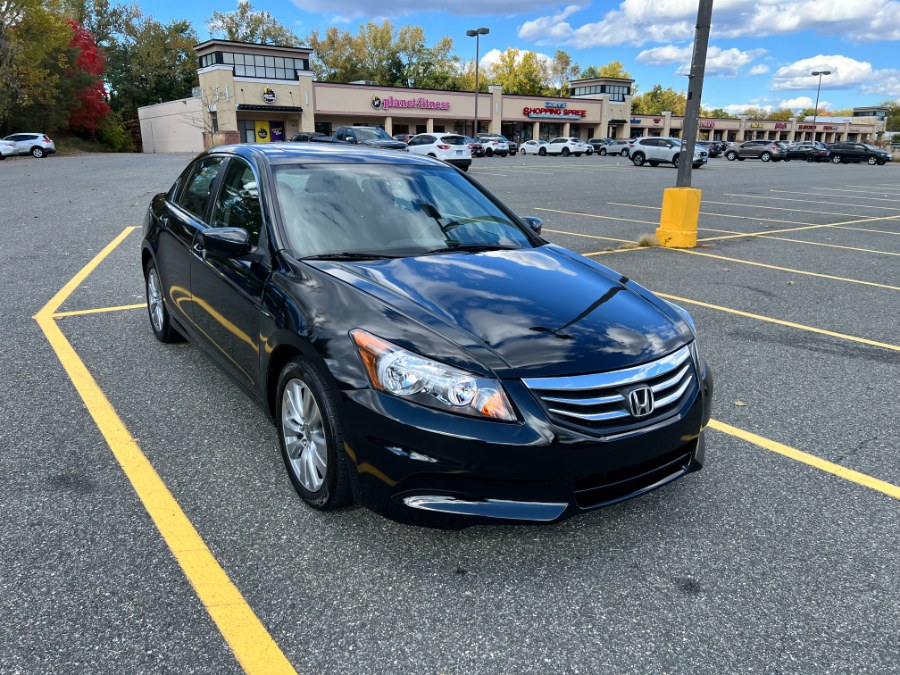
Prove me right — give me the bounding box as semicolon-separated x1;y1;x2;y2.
237;104;303;113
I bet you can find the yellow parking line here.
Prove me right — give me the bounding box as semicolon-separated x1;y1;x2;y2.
53;303;146;318
535;207;657;226
774;189;900;203
726;194;900;212
712;198;873;219
654;291;900;352
708;420;899;500
34;228;296;675
661;248;900;291
544;227;637;244
697;223;833;242
742;236;900;256
831;225;900;236
608;201;818;227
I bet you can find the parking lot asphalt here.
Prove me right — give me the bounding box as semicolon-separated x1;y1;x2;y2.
1;152;897;674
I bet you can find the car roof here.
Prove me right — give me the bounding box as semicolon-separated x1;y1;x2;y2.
201;142;448;168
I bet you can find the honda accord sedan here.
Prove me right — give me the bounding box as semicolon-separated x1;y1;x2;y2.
141;144;712;527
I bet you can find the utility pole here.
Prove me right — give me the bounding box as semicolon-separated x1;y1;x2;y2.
676;0;714;188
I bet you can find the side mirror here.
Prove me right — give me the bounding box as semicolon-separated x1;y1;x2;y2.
521;216;543;235
201;227;252;259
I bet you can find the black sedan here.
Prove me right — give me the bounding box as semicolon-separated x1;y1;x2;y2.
782;143;829;162
141;144;712;527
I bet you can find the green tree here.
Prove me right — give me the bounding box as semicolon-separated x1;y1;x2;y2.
879;99;900;131
396;27;459;89
631;85;686;115
306;26;358;82
767;109;793;120
353;20;402;86
741;107;771;119
547;49;579;96
580;60;631;80
207;0;300;46
488;48;545;96
702;108;736;118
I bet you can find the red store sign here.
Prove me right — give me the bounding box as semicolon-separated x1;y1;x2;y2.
798;124;816;130
699;120;715;128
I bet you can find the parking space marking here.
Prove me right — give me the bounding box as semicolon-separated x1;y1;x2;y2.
544;227;638;245
535;207;658;227
53;303;146;318
725;236;900;257
821;187;900;197
773;189;900;204
709;199;877;219
726;194;900;212
660;248;900;291
608;201;818;227
832;224;900;236
654;291;900;352
708;420;900;500
34;228;297;675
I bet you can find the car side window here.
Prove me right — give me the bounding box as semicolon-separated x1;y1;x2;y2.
211;159;262;247
174;157;225;220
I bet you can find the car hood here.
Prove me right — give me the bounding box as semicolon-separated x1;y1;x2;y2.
315;246;690;376
361;139;408;150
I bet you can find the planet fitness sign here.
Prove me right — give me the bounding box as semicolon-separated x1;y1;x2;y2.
372;95;451;111
522;106;587;120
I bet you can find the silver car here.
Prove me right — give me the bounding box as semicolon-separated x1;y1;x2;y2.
2;132;56;158
629;137;708;169
724;140;785;162
0;139;16;159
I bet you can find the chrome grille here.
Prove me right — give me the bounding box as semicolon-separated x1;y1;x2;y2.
522;345;696;434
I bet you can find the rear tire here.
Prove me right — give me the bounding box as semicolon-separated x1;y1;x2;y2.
621;149;629;158
831;155;842;164
31;147;45;158
760;152;771;162
538;147;546;156
867;156;877;165
672;154;680;168
486;148;493;157
562;147;570;157
632;153;645;167
276;358;352;511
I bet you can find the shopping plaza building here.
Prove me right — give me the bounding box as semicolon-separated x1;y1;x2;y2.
138;39;887;153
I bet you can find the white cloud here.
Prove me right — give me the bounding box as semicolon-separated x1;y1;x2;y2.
777;96;832;110
771;54;875;90
749;64;770;76
517;1;900;47
859;70;900;98
637;44;765;78
718;103;774;115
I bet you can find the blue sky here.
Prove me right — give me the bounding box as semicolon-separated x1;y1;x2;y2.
140;0;900;113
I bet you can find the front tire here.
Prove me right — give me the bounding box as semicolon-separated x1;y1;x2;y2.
672;154;680;168
648;160;659;167
599;148;607;156
867;156;877;165
831;155;842;164
31;147;45;158
726;151;737;161
486;148;493;157
562;147;570;157
277;358;352;511
621;149;629;158
144;261;182;343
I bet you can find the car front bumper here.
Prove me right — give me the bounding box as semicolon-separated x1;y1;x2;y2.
340;357;713;527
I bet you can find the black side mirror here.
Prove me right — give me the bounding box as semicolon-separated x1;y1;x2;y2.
202;227;252;259
521;216;543;235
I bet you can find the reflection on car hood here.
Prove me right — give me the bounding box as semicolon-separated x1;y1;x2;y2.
361;139;408;149
317;246;690;376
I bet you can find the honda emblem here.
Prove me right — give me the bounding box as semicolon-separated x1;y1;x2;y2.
628;386;655;417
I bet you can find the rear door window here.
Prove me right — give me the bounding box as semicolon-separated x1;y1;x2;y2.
174;157;225;221
211;159;263;247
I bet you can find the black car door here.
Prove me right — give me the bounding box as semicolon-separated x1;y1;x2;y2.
161;156;226;331
189;157;269;392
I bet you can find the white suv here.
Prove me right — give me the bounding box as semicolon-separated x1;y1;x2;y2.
628;137;708;169
546;137;590;157
2;132;56;158
406;133;472;171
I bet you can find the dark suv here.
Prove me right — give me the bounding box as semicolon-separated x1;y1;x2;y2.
827;142;891;165
334;126;407;150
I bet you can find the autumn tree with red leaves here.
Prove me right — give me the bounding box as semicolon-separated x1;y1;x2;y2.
66;19;110;135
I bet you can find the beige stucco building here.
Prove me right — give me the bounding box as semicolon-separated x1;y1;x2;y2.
137;39;884;152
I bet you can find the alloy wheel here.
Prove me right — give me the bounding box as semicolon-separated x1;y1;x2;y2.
147;268;164;332
281;379;327;492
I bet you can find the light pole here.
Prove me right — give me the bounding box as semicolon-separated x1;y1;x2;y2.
811;69;831;141
467;27;489;136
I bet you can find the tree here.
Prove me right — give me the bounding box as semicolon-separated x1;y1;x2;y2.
395;26;459;90
879;99;900;131
67;19;110;134
488;48;545;96
702;108;736;118
207;0;300;46
741;107;771;120
767;109;793;121
547;49;579;96
631;85;686;115
580;60;631;80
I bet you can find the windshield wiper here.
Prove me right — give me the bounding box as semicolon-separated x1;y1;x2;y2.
301;251;398;261
421;244;518;255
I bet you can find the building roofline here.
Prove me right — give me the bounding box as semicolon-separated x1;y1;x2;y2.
194;38;312;54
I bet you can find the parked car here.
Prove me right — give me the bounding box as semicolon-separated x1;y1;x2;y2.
290;132;326;142
587;138;613;155
406;133;472;171
141;143;712;527
2;132;56;158
607;139;635;157
520;139;550;156
782;142;829;162
695;141;720;158
504;136;519;155
546;137;589;157
463;137;485;157
828;142;892;165
334;126;407;150
629;137;708;169
392;133;414;144
0;139;16;159
475;134;510;157
724;140;785;162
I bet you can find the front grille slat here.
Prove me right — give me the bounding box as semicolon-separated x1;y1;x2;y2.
522;344;697;435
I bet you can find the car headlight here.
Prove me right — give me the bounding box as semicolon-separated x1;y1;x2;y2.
662;299;702;366
350;329;516;421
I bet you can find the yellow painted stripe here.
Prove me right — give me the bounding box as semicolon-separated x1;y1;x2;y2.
709;419;900;500
727;194;900;212
655;291;900;352
544;227;639;245
54;303;147;318
536;206;658;226
774;189;900;203
34;229;296;675
710;198;872;219
831;225;900;236
663;248;900;291
607;201;818;227
742;235;900;257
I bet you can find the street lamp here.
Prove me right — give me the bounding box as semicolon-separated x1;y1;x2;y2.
811;69;831;131
466;27;489;136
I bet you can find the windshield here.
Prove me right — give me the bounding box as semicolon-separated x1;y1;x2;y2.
863;144;878;151
274;164;534;258
355;128;393;142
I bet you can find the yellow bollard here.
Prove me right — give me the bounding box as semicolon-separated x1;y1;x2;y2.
656;187;702;248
